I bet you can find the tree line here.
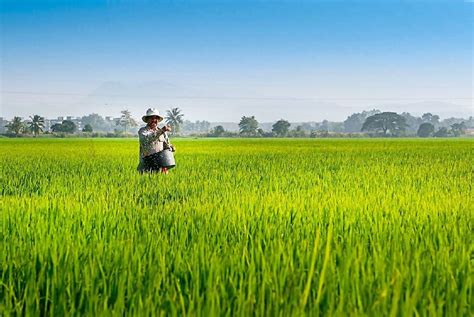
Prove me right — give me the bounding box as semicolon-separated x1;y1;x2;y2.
2;108;471;138
228;112;470;138
2;108;185;137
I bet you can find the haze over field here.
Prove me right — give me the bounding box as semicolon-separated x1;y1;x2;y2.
1;0;472;121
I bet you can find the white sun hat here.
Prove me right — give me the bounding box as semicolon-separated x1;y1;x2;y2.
142;108;164;123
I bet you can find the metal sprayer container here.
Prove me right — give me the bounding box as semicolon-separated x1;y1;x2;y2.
155;132;176;168
154;148;176;168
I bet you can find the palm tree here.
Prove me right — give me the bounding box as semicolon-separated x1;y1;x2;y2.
116;110;137;134
28;115;45;137
238;116;259;136
5;117;26;136
165;107;184;133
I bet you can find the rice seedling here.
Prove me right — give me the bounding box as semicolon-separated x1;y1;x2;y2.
0;138;472;316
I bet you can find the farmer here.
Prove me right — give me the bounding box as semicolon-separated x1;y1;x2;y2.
137;108;173;173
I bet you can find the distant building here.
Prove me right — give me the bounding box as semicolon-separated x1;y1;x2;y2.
71;118;82;131
465;128;474;136
49;116;83;131
43;119;52;132
45;119;62;132
0;117;7;133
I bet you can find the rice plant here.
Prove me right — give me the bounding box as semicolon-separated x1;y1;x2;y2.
0;138;472;316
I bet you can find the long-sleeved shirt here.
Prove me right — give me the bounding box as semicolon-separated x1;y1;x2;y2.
138;126;166;159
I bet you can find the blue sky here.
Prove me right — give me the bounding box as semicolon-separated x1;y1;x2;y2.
1;0;472;121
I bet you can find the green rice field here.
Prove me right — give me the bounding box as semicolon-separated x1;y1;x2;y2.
0;138;472;316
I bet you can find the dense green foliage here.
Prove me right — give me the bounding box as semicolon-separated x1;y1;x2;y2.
51;120;77;134
272;120;291;137
1;138;472;316
28;115;45;137
239;116;259;136
417;123;435;138
361;112;408;136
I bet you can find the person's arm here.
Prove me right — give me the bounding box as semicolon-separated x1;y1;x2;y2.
161;125;174;150
161;124;172;133
138;127;165;143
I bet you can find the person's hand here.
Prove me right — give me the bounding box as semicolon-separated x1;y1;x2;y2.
162;125;172;132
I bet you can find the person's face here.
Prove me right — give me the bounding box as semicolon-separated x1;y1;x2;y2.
147;116;159;129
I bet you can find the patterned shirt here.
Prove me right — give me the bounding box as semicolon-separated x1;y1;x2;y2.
138;125;166;159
